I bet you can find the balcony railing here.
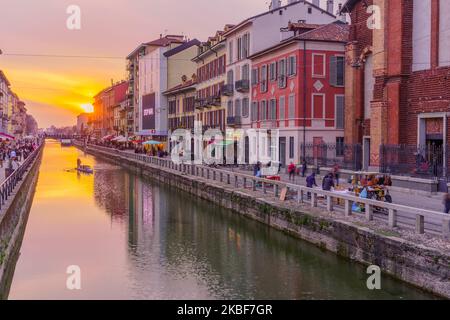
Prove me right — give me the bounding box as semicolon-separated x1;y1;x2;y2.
221;84;234;96
235;80;249;93
195;98;208;109
226;116;242;126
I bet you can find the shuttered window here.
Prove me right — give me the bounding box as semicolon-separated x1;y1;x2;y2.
269;99;277;120
330;56;345;86
278;59;286;88
260;65;268;92
242;98;249;118
251;101;258;121
288;94;295;119
335;95;345;129
260;100;267;121
287;55;297;76
279;96;285;120
235;99;241;117
227;100;234;117
251;68;259;85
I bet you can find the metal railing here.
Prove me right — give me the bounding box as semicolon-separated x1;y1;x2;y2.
84;144;450;238
0;141;43;210
380;144;449;180
301;143;362;171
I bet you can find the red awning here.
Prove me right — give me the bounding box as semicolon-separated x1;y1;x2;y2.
0;132;15;140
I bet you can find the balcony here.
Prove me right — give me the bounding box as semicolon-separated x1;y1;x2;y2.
235;80;249;93
227;116;242;126
221;84;234;96
195;98;208;109
206;96;221;107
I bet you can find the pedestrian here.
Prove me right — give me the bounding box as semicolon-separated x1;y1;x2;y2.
444;193;450;214
333;163;340;186
322;173;335;191
253;162;261;177
288;162;296;181
301;159;307;177
11;157;20;171
306;172;318;199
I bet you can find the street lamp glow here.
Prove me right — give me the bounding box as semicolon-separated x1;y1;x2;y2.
81;103;94;113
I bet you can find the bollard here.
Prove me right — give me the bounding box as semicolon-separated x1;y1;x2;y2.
227;174;231;184
443;218;450;239
235;176;238;188
365;203;373;221
311;192;317;207
252;179;256;191
344;199;352;217
326;196;334;212
416;215;425;234
220;172;223;182
275;184;279;197
243;177;247;188
388;209;397;228
262;182;267;194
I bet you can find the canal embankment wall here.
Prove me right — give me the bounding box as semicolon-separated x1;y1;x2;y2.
82;145;450;299
0;146;43;299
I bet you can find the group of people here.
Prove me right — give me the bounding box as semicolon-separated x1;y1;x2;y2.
0;138;38;177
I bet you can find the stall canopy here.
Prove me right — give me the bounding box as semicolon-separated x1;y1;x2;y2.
142;140;161;145
0;132;15;140
112;135;126;142
102;135;114;141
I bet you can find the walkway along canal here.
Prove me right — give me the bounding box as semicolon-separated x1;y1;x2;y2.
2;140;441;299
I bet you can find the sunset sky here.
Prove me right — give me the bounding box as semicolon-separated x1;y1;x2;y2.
0;0;343;128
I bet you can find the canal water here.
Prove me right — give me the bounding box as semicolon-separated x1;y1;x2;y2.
7;140;436;299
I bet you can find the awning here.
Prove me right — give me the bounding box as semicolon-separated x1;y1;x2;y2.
112;135;126;141
142;140;161;145
0;132;15;140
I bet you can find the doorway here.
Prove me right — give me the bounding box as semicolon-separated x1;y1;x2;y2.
279;137;286;167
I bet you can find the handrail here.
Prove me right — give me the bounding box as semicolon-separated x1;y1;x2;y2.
83;143;450;238
0;140;44;211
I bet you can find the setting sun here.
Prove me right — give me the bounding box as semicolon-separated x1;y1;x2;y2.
81;103;94;113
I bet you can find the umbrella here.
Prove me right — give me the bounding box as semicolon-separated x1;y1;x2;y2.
116;136;128;143
102;135;114;141
142;140;161;145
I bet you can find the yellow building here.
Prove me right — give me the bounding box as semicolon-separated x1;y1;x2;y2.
192;26;233;134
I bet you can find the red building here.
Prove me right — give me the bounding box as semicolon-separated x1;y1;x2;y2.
342;0;450;178
249;21;349;166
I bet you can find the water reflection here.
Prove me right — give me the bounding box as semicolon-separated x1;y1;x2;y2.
7;141;437;299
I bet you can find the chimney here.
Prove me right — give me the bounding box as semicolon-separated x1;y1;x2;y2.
327;0;334;14
312;0;320;7
270;0;281;10
337;3;347;23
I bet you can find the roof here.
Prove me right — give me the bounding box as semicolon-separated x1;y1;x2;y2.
163;79;197;95
0;70;11;86
295;20;349;42
223;0;336;37
249;21;349;60
163;39;201;57
340;0;360;13
286;22;323;32
127;35;186;59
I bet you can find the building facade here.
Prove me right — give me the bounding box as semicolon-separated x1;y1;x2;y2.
126;35;186;142
343;0;450;177
249;21;348;166
192;29;229;134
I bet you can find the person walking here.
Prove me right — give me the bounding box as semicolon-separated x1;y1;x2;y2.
322;173;335;191
306;172;318;199
444;193;450;214
301;159;307;177
288;162;296;181
333;163;340;186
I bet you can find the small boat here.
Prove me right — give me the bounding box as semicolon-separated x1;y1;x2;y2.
61;139;72;146
76;165;93;174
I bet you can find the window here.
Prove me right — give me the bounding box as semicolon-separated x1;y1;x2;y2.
242;64;249;81
237;37;242;60
312;94;325;119
278;59;286;88
335;95;345;129
227;70;234;86
269;99;277;120
260;100;267;120
251;68;259;85
251;101;258;121
260;65;268;92
288;94;295;119
242;98;249;118
279;96;285;120
289;137;294;159
336;137;345;157
235;99;241;117
312;54;325;77
242;33;250;59
330;56;345;86
227;100;234;117
229;41;234;64
287;55;297;76
269;62;277;81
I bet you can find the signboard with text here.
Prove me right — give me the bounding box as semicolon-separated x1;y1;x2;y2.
142;93;156;131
